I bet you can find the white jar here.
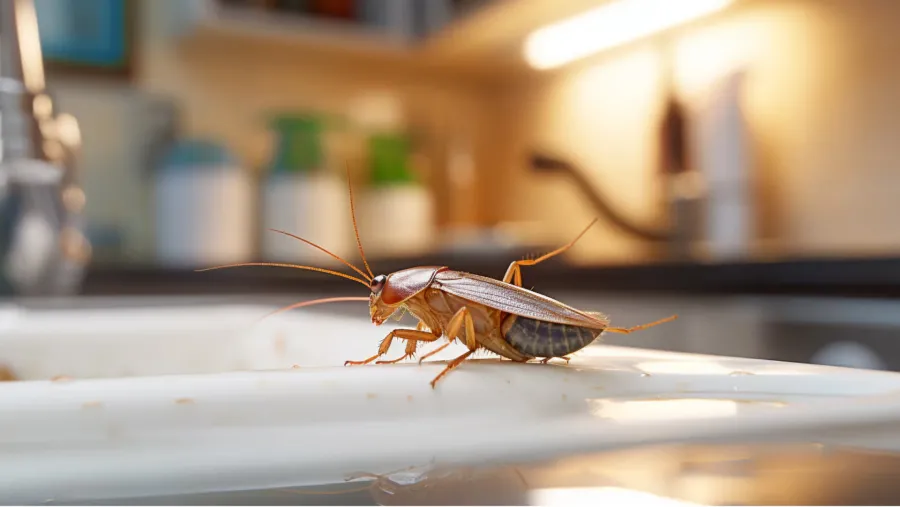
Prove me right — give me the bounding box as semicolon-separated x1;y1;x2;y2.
261;171;353;266
358;184;434;258
154;141;254;268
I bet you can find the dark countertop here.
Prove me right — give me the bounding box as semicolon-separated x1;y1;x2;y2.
79;252;900;299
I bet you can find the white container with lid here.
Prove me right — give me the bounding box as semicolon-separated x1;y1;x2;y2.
154;139;254;268
358;183;435;258
261;171;352;264
259;114;354;265
347;93;436;259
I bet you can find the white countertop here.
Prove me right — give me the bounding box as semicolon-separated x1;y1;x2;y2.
3;301;900;503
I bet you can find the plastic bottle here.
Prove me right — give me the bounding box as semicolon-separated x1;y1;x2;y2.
260;114;352;265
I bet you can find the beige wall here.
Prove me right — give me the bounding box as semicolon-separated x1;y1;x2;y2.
51;81;158;261
491;0;900;265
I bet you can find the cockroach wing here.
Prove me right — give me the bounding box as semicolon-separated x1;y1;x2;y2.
433;270;609;329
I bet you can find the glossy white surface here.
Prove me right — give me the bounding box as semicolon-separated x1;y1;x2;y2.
3;302;900;503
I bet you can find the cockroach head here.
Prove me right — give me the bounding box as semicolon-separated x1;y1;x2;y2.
368;274;395;325
368;267;442;326
369;274;387;294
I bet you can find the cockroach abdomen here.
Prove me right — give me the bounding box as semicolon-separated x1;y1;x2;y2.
502;315;603;359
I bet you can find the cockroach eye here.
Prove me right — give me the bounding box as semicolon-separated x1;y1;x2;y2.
370;275;386;293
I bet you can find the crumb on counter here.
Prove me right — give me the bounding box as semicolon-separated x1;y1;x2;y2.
274;333;287;356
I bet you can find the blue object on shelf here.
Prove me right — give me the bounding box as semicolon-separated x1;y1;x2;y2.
35;0;128;68
159;139;236;172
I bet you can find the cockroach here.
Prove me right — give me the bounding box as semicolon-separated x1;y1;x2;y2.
198;170;677;388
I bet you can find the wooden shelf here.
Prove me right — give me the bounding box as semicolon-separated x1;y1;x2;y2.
178;0;747;80
175;0;554;78
188;4;417;65
182;0;737;80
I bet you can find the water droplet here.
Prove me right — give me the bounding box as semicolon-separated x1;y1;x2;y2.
640;372;652;378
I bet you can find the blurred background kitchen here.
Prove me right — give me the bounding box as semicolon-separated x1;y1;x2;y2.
3;0;900;372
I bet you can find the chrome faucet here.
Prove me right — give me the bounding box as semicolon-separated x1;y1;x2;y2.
0;0;90;296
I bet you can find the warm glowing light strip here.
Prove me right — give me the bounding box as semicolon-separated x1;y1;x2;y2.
524;0;734;70
530;486;704;506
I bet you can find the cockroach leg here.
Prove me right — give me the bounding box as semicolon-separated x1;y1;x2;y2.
418;340;452;364
345;333;394;365
376;339;419;364
538;356;571;364
392;308;407;322
344;353;382;366
604;315;678;334
375;355;410;365
345;328;439;366
418;306;475;366
502;218;598;287
430;349;475;388
445;306;477;351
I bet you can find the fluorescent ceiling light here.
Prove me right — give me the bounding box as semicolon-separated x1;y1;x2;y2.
524;0;734;70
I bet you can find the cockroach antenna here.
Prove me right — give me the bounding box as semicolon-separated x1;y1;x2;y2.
346;162;374;280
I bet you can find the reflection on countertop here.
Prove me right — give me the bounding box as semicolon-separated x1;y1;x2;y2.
44;443;900;505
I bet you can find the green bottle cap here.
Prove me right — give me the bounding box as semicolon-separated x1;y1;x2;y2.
369;133;415;186
269;114;324;173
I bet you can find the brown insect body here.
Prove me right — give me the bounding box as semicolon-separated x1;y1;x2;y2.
198;168;677;388
370;267;609;364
